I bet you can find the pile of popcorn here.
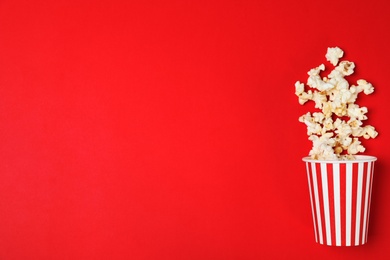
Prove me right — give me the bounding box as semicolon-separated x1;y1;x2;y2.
295;47;378;160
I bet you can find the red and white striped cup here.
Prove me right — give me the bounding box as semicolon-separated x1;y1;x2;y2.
303;155;377;246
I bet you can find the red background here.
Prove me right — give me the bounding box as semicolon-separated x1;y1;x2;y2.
1;0;389;259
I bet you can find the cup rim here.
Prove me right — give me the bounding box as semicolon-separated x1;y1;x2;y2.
302;155;377;163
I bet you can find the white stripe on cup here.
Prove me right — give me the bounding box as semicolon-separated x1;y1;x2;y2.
333;163;341;246
321;163;332;245
306;162;318;242
346;163;353;246
354;162;364;245
311;162;323;244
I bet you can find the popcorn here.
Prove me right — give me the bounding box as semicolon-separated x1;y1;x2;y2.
312;92;327;109
322;102;333;118
295;81;313;104
326;47;344;66
295;81;305;95
299;112;323;135
308;133;338;160
323;117;334;131
307;64;336;92
295;47;378;160
347;138;365;155
357;79;375;95
336;61;355;76
312;112;325;123
364;125;379;139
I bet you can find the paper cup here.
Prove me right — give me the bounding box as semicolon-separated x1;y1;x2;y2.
303;155;377;246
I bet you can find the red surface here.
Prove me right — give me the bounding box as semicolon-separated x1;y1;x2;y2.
1;0;390;259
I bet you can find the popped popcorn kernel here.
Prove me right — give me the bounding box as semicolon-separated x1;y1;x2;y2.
347;138;366;155
347;104;368;120
336;61;355;76
295;47;378;160
312;92;327;109
333;103;348;117
295;81;313;104
312;112;325;123
364;125;378;139
322;102;333;118
326;47;344;66
323;117;334;131
357;79;375;95
308;133;338;160
295;81;305;95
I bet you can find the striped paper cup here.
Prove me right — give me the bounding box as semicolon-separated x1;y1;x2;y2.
303;155;377;246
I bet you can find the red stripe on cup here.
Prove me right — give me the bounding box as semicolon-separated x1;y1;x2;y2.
327;163;336;246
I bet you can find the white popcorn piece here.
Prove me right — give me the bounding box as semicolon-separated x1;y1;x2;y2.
336;61;355;76
333;103;348;117
364;125;378;139
352;127;365;137
338;78;350;91
335;120;352;138
295;81;305;95
307;65;335;92
323;117;334;131
312;112;325;123
347;104;368;120
298;112;311;123
333;118;342;128
295;47;378;160
339;88;352;103
309;133;338;160
348;118;364;137
307;64;335;92
298;91;313;105
326;47;344;66
347;138;366;155
295;81;313;105
346;85;359;103
299;112;323;135
327;69;344;81
341;136;353;148
308;64;325;77
312;92;327;109
322;102;333;118
357;79;374;95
